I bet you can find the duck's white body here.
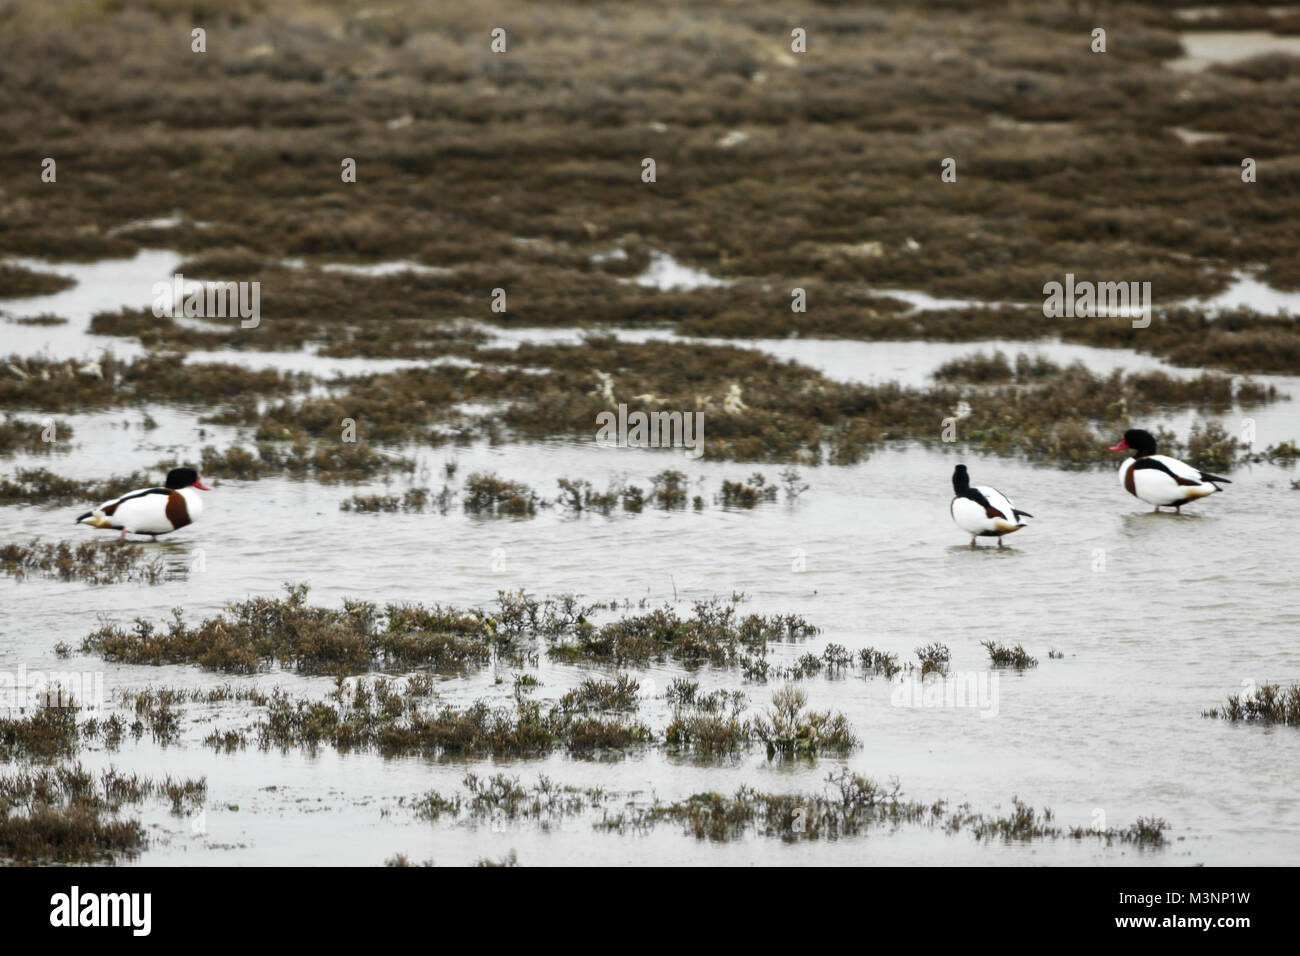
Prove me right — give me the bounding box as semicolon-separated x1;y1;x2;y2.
1118;454;1222;508
950;486;1027;538
77;485;204;537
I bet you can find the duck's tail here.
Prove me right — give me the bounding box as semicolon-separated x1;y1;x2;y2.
75;509;112;527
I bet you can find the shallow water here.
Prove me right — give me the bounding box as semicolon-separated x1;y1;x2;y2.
3;252;1300;865
4;437;1300;865
1168;126;1228;146
629;250;732;291
1167;30;1300;71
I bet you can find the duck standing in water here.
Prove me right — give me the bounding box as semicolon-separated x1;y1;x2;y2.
949;464;1033;549
1109;429;1229;514
75;467;210;541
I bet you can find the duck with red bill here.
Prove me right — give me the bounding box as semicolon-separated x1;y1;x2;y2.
1108;429;1229;514
74;467;210;541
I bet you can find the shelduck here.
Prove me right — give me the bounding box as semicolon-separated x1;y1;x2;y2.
950;464;1032;549
75;467;209;541
1109;429;1229;514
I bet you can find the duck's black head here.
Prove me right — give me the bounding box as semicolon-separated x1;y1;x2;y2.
165;467;209;490
952;464;971;493
1109;429;1157;457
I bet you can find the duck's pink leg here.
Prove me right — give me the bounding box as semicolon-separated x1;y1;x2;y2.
118;529;127;542
1175;505;1182;515
1152;507;1160;514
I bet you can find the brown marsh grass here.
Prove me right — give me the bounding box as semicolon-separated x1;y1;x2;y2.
2;0;1300;377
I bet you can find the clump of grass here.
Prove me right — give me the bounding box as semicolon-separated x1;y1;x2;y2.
1253;441;1300;464
8;313;67;326
474;850;519;867
551;478;692;517
822;644;853;671
384;853;435;867
665;681;752;754
981;641;1038;670
137;697;180;745
0;706;79;761
224;670;859;763
601;768;1169;847
548;598;816;667
463;472;538;516
199;440;414;482
558;674;641;713
779;468;809;499
1204;683;1300;724
78;713;125;750
934;351;1014;383
493;591;597;641
915;642;951;677
719;473;779;508
490;342;1270;466
937;351;1072;385
554;477;590;512
118;684;271;708
663;679;745;714
116;686;272;746
650;470;688;508
555;477;619;514
0;540;166;585
81;583;498;676
663;678;699;708
753;686;858;758
162;777;207;815
765;651;826;682
1186;420;1239;473
464;773;594;822
0;416;72;455
340;487;450;514
953;798;1168;846
0;467;154;506
0;764;206;863
664;711;752;754
1;354;308;411
1235;379;1278;406
203;729;248;752
0;442;415;505
398;765;1169;849
1116;817;1171;847
409;773;606;830
82;585;825;685
0;264;75;298
407;789;463;821
0;802;144;863
180;332;1275;468
858;647;901;678
256;678;652;758
512;673;541;698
